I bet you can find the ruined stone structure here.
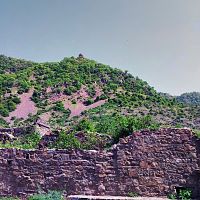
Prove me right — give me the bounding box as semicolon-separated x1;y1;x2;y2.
0;128;200;198
0;126;35;143
0;126;34;137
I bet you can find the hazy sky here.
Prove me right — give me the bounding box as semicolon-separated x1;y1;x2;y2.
0;0;200;95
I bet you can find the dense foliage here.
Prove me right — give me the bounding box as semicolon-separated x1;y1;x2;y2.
50;115;160;149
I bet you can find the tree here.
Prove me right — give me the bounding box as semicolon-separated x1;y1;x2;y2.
54;131;81;149
76;119;95;132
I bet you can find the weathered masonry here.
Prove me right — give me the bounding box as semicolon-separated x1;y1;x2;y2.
0;128;200;198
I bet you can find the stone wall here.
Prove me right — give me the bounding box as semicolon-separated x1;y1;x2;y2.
0;128;200;198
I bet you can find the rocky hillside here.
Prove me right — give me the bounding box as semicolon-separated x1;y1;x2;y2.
0;54;200;149
176;92;200;105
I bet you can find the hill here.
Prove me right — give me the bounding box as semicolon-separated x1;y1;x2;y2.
176;92;200;105
0;54;200;149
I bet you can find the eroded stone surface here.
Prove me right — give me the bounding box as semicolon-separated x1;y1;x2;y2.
0;128;200;198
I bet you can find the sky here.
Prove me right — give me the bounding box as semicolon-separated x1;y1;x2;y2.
0;0;200;95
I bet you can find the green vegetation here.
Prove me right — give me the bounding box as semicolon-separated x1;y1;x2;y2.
0;96;21;117
0;55;199;199
0;55;198;126
84;98;94;106
71;99;76;104
0;115;159;150
177;92;200;105
0;132;41;149
127;191;139;197
0;54;200;149
0;198;19;200
28;190;64;200
53;102;65;112
50;115;159;149
0;191;64;200
52;131;81;149
179;188;192;200
0;118;9;128
168;188;192;200
168;194;176;199
79;114;159;144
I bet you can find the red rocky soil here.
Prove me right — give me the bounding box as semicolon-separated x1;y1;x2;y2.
5;89;38;123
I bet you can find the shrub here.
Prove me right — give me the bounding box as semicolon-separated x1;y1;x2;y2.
76;119;95;132
179;188;192;200
12;96;21;104
0;132;41;149
31;90;41;103
194;129;200;138
0;106;9;117
84;98;94;106
112;115;160;143
87;86;96;97
63;88;72;95
99;94;107;100
127;192;138;197
53;102;65;112
28;190;64;200
7;100;16;112
21;132;41;149
63;108;71;117
71;99;76;104
168;194;176;199
168;188;192;200
0;118;9;127
52;131;81;149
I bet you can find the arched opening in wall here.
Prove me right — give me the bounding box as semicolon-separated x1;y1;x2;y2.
175;186;192;199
